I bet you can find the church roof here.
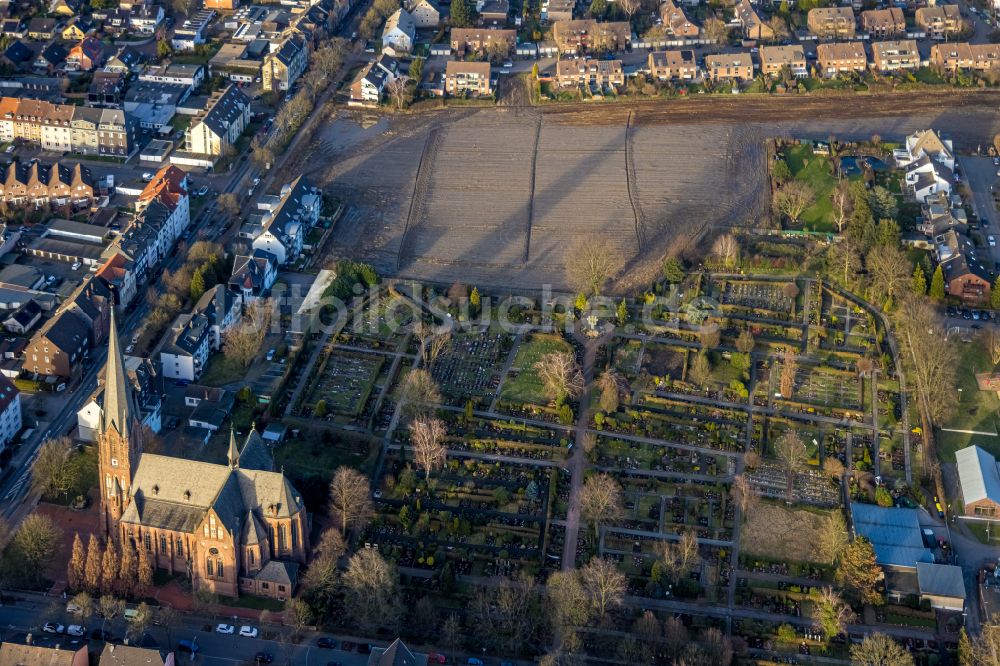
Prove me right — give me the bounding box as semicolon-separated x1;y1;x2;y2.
239;428;273;472
121;497;204;532
252;560;298;586
242;510;267;546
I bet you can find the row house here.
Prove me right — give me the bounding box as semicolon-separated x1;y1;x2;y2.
160;311;211;382
0;98;134;156
861;8;905;38
555;58;625;89
444;61;493;96
915;5;963;39
759;44;807;78
137;165;190;249
871;39;920;71
95;250;139;309
648;49;698;81
244;176;322;265
450;28;517;57
185;85;251;157
930;42;1000;73
807;6;856;39
551;20;631;54
816;41;868;77
0;159;94;208
704;53;754;81
736;0;773;41
659;0;699;38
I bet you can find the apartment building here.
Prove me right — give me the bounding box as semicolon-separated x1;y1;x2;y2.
444;61;493;96
450;28;517;57
736;0;773;40
349;56;398;104
871;39;920;71
931;42;1000;72
243;176;322;265
759;44;807;77
648;50;698;80
704;53;754;81
915;5;963;39
262;36;308;92
551;20;631;53
807;6;856;38
816;41;868;77
0;376;22;450
861;8;905;38
185;85;250;156
555;58;625;89
0;98;134;156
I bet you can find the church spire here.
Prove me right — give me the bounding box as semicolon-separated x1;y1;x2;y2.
102;310;136;437
228;427;240;469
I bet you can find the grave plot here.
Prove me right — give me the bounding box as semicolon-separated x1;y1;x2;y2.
498;333;574;407
769;361;866;421
602;396;747;453
430;330;511;404
594;435;729;477
639;343;688;382
610;339;644;378
714;279;799;320
814;290;877;354
338;293;415;352
745;462;840;507
369;452;556;574
306;352;384;418
435;412;573;463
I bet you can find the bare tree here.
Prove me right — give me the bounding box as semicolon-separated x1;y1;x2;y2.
773;181;815;224
867;245;911;308
216;192;240;220
580;557;626;619
617;0;640;18
223;298;274;368
780;348;796;400
408;416;447;480
471;573;538;656
565;237;620;295
546;570;591;637
774;431;807;501
596;369;626;414
328;466;373;536
823;456;846;481
342;549;401;629
414;321;452;369
387;75;412;111
736;328;755;354
699;322;721;350
767;15;790;41
534;352;584;402
398;367;443;419
712;234;740;269
31;437;79;501
656;529;701;581
811;587;855;640
730;474;759;521
831;181;853;234
579;473;624;539
688;352;712;387
702;16;729;43
850;633;914;666
7;514;60;588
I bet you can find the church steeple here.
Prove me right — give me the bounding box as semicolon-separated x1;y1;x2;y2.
228;427;240;469
102;310;137;437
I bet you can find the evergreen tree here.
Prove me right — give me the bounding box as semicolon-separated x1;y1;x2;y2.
662;257;685;283
84;534;102;594
190;267;206;302
450;0;472;27
118;541;137;599
929;265;946;300
588;0;607;18
101;539;118;596
137;545;154;594
616;299;628;326
67;533;86;592
469;286;480;309
575;293;588;312
911;265;926;296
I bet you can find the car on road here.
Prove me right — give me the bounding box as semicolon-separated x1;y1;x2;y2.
4;145;13;153
197;185;209;196
467;660;484;666
428;653;447;664
990;235;997;247
142;172;154;182
934;495;945;518
43;623;64;634
254;653;273;664
266;348;276;361
66;626;86;637
317;638;338;649
253;176;261;186
240;626;259;638
71;261;81;270
66;602;82;615
216;624;235;634
125;344;135;354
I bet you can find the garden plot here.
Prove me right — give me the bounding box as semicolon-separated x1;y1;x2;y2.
718;281;795;315
309;352;384;416
772;365;863;411
431;331;510;401
820;298;876;350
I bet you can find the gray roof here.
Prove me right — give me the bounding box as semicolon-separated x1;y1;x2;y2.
199;85;249;137
851;502;933;569
121;496;204;532
238;428;273;471
369;640;423;666
916;562;965;600
102;311;137;438
98;644;169;666
956;445;1000;508
253;559;297;586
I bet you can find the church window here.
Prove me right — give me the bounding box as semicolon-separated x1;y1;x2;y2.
217;560;224;578
176;538;184;557
143;533;151;551
278;525;286;552
203;524;209;537
249;549;255;565
206;558;213;576
159;535;167;553
291;522;298;549
210;516;217;539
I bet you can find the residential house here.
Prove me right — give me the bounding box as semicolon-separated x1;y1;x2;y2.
246;176;322;265
368;641;425;666
648;49;698;80
405;0;440;27
382;9;416;55
104;45;145;73
871;39;920;71
77;354;161;441
160;312;211;381
555;58;624;89
704;52;754;81
139;63;204;90
736;0;773;40
918;191;967;237
816;41;867;77
62;18;94;40
552;20;630;53
544;0;575;22
35;43;68;73
659;0;699;38
3;41;33;68
956;445;1000;517
4;300;42;334
861;8;905;38
895;128;955;170
0;159;94;208
194;284;242;350
478;0;509;24
99;645;175;666
931;42;1000;73
807;6;856;38
1;19;26;39
22;308;91;378
49;0;81;16
349;56;398;105
27;18;57;40
0;642;88;666
67;36;105;71
136;164;191;252
450;28;517;57
229;250;278;300
172;10;215;51
205;0;238;10
130;3;165;34
941;231;991;302
262;36;308;93
759;44;807;77
185;85;251;156
445;61;493;96
95;250;139;308
916;5;963;39
88;71;127;107
904;154;953;202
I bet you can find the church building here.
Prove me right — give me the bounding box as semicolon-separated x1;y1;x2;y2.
98;313;309;599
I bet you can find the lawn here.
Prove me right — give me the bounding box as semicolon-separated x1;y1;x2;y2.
740;502;838;566
965;520;1000;545
937;335;1000;462
914;67;946;85
500;333;573;404
199;355;246;387
782;143;842;232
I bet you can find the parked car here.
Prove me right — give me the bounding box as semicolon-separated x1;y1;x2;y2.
125;344;135;354
317;638;338;649
266;348;276;361
142;172;154;182
467;660;484;666
428;653;446;664
240;626;259;638
42;623;64;634
216;624;235;635
66;626;86;637
197;185;209;196
989;235;996;247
